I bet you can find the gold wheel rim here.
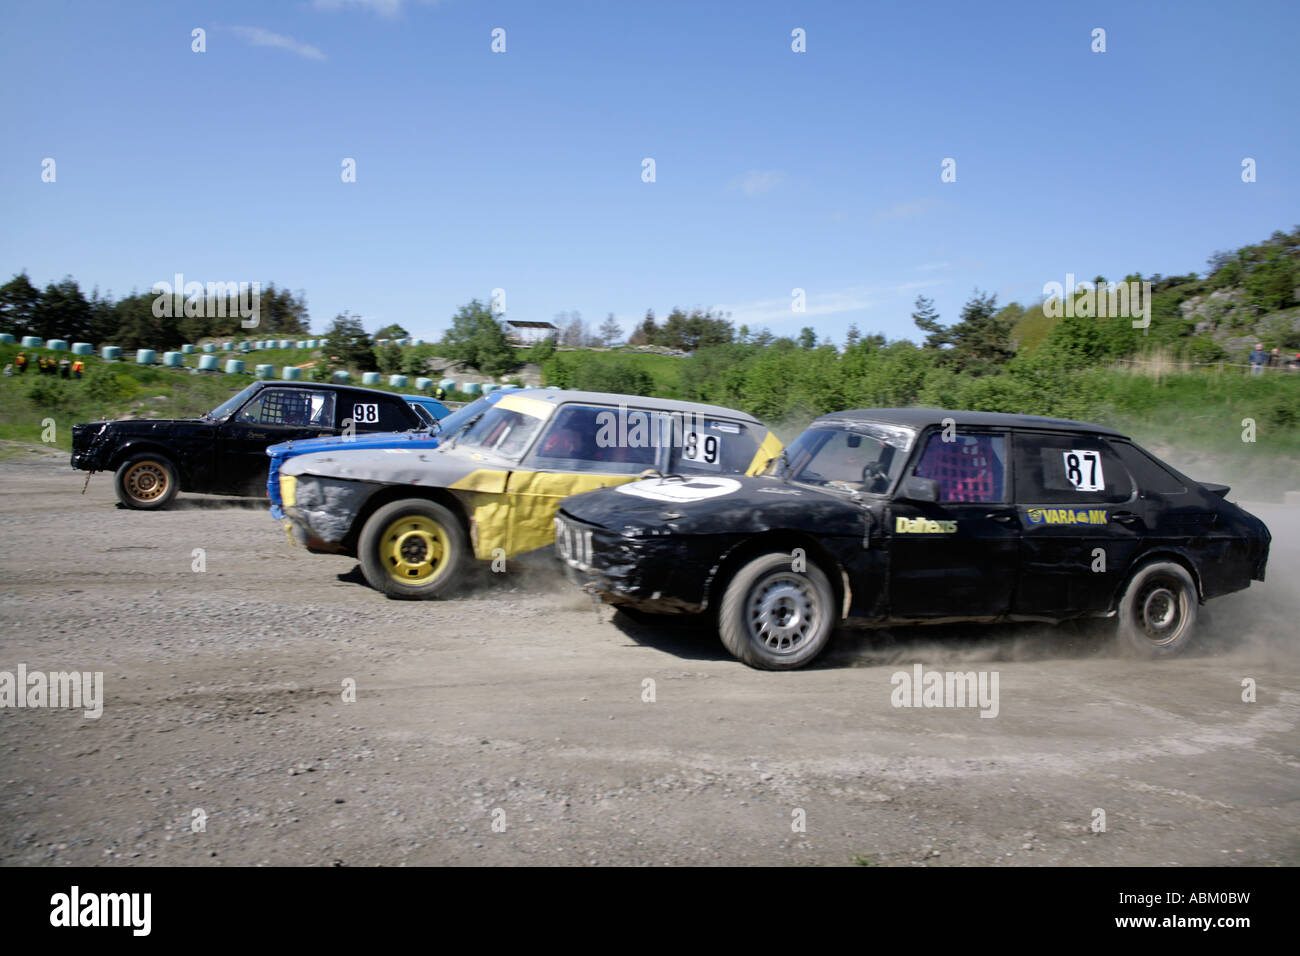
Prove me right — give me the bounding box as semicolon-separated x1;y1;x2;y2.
380;514;449;584
124;461;168;502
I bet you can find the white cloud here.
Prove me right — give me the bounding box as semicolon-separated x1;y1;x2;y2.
231;26;327;61
713;280;947;329
914;261;951;272
873;198;940;223
731;170;787;196
312;0;426;15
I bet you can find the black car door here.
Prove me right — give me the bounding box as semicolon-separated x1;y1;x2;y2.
888;427;1019;619
1010;431;1142;617
216;387;339;494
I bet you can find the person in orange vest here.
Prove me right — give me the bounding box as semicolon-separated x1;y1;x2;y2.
72;358;85;379
14;351;27;374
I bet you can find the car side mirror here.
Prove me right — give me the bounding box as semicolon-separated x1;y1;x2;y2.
897;476;940;503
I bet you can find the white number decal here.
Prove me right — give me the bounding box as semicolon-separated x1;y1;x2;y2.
682;430;721;466
1063;449;1104;492
353;403;380;425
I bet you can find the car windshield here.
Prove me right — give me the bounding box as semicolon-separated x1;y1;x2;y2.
206;384;260;420
433;395;494;437
456;405;545;458
768;421;916;494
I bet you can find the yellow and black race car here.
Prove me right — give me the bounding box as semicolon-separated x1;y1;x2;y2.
277;388;781;599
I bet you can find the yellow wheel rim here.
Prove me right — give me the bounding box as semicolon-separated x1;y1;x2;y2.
123;461;168;502
380;515;449;584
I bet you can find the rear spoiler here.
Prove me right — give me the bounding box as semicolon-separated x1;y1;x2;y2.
1200;482;1230;498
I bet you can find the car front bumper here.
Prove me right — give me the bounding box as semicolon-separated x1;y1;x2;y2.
553;513;711;613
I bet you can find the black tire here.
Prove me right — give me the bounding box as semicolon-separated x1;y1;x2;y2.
1115;560;1199;657
717;552;837;669
358;498;469;599
114;454;180;510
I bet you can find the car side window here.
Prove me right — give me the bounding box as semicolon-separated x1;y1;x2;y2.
667;416;760;475
532;405;658;473
910;430;1007;503
1108;441;1187;497
1013;433;1133;504
342;396;407;432
238;389;334;428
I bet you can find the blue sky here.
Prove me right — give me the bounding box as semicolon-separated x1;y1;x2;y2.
2;0;1297;344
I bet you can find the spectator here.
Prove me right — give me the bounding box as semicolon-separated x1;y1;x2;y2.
1248;343;1266;376
14;351;27;374
1269;347;1281;367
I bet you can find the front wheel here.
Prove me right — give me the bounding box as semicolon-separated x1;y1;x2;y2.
359;499;469;599
114;454;179;510
1116;560;1199;657
717;552;837;669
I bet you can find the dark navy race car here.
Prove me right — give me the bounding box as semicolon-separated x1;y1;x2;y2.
554;408;1271;669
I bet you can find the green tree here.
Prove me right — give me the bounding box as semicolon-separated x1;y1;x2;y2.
628;310;657;346
375;340;404;374
911;295;948;349
441;299;516;376
324;312;377;371
375;323;410;341
0;273;41;338
31;277;91;341
597;313;623;347
798;327;818;350
529;335;556;362
947;290;1015;374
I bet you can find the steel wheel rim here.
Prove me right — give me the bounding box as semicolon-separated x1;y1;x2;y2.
1137;579;1185;645
747;572;819;656
124;461;168;502
381;515;448;584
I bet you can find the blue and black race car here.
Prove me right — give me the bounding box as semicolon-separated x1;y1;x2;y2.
554;408;1271;669
265;392;494;519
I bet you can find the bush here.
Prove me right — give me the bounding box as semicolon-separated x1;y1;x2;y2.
26;376;71;410
84;366;137;403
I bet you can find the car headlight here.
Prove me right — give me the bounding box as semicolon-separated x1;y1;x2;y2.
281;475;297;507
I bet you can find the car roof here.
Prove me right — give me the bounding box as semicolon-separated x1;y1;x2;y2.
815;407;1128;438
249;379;409;400
511;388;766;425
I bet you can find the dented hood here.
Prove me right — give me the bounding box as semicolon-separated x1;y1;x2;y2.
561;474;875;537
280;443;510;487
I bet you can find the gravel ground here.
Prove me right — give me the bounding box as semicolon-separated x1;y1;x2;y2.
1;445;1297;866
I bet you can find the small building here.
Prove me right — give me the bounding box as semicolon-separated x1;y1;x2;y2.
504;320;559;345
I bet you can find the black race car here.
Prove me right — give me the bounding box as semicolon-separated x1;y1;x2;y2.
554;408;1271;669
71;380;422;509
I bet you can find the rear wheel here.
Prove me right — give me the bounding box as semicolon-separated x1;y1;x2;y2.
1116;560;1199;657
718;552;837;669
114;454;179;510
359;499;469;599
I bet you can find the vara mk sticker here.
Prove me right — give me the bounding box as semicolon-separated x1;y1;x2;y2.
1026;508;1108;526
